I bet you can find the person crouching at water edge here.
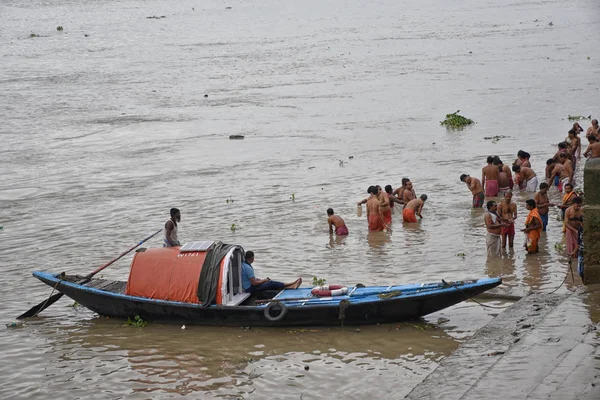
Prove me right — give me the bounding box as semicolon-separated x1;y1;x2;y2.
522;199;543;254
403;194;427;223
164;207;181;247
241;251;302;294
460;174;484;208
485;201;508;257
327;208;348;235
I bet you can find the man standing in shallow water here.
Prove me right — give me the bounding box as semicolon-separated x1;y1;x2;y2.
485;201;506;256
497;191;517;249
482;156;499;197
460;174;484;208
534;182;554;231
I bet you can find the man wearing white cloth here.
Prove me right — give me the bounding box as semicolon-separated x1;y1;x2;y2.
485;201;507;257
512;165;538;192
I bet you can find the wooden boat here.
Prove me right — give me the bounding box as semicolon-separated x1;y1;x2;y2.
32;241;501;327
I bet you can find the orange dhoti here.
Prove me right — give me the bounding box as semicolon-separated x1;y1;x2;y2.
402;208;417;223
382;209;392;225
368;214;385;231
525;208;543;253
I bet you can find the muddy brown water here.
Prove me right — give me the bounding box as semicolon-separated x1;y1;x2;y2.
1;0;599;398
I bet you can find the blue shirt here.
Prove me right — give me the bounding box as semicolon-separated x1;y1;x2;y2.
241;261;255;291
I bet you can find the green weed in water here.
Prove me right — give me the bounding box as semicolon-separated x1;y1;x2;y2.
554;242;565;251
124;315;147;328
440;110;474;128
30;33;39;38
312;277;326;286
567;115;591;120
56;26;63;31
67;301;79;307
290;193;295;202
231;223;236;232
456;252;466;258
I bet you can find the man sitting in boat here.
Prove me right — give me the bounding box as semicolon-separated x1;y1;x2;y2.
241;251;302;293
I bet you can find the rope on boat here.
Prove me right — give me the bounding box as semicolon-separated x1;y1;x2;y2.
338;299;350;326
442;280;510;310
31;273;65;318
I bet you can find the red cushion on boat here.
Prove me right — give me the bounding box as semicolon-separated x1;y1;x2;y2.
125;247;208;303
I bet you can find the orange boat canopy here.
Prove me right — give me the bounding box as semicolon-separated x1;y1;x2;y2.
125;241;248;306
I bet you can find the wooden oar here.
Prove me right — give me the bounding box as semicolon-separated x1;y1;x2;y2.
17;228;162;319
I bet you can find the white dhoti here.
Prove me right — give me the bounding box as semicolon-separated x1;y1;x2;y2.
525;176;538;192
560;177;570;193
486;232;502;257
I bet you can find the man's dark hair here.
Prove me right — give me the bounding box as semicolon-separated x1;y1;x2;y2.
565;183;573;189
487;156;494;163
539;182;549;190
170;208;180;217
522;151;530;159
558;142;567;149
589;135;597;142
486;200;496;210
368;185;376;194
401;178;410;186
526;199;536;208
493;155;502;165
420;194;428;201
245;251;254;261
385;184;393;193
512;165;521;172
573;197;583;204
546;158;555;166
568;128;576;135
517;150;526;158
327;208;334;215
460;174;468;182
559;152;567;159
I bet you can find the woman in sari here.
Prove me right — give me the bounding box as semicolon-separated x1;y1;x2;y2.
523;199;543;254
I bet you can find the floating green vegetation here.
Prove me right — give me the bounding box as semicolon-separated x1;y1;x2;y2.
554;242;565;252
225;196;234;204
124;315;147;328
290;193;295;202
67;301;79;307
456;252;466;258
30;33;40;38
440;110;474;128
484;135;510;143
312;277;326;286
56;26;63;31
567;115;591;120
231;223;237;232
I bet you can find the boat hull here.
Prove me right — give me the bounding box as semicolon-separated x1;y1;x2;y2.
33;272;501;327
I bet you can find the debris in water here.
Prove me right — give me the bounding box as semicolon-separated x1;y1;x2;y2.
487;351;505;356
304;365;309;371
440;110;474;128
567;115;591;120
204;94;208;98
229;134;244;140
56;26;63;31
146;15;166;19
483;135;510;143
181;325;186;330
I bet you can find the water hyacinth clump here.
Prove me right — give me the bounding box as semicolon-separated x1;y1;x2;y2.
440;110;474;128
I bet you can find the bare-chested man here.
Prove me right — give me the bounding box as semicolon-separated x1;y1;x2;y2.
566;129;581;159
366;186;386;231
512;165;538;192
482;156;499;197
460;174;484;208
327;208;348;235
534;182;554;232
485;201;506;256
558;153;574;191
497;165;510;196
564;197;583;258
493;156;514;190
400;180;416;204
403;194;427;222
584;135;600;158
586;119;599;140
497;191;517;248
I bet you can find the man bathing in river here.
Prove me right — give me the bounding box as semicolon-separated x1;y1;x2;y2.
564;197;584;259
242;251;302;293
403;194;427;222
485;201;507;256
366;186;387;231
497;191;517;249
482;156;499;197
534;182;554;231
512;165;538;192
163;208;181;247
586;119;599;140
327;208;348;235
558;153;574;191
493;156;514;191
584;135;600;158
523;199;543;254
384;185;403;225
460;174;484;208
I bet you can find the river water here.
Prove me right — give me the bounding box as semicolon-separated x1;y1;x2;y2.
1;0;599;398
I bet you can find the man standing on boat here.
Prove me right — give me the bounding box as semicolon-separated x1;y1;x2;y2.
163;208;181;247
242;251;302;293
